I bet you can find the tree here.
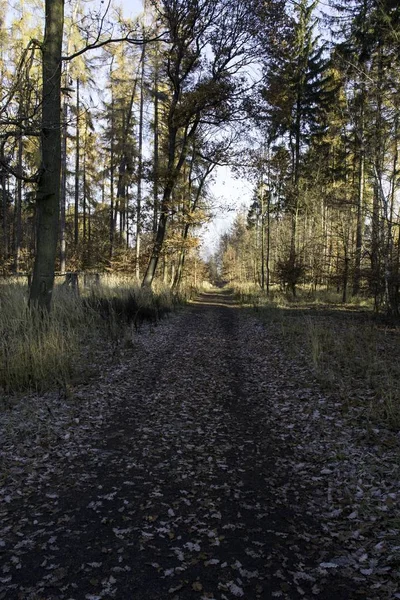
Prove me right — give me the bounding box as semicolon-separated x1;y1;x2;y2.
26;2;157;309
28;0;65;310
142;0;258;287
260;0;333;295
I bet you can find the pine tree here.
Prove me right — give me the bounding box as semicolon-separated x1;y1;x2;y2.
261;0;334;295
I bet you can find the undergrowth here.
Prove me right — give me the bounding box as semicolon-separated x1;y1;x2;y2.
0;275;189;398
231;281;373;310
305;318;400;430
235;282;400;430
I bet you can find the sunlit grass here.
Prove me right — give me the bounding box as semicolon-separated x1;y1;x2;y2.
230;281;374;310
0;274;189;397
0;282;82;393
305;318;400;429
237;282;400;430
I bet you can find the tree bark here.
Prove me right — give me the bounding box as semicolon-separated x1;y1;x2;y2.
14;135;23;273
74;78;80;247
60;96;68;273
353;140;364;296
142;195;170;287
153;61;160;235
109;95;115;260
1;157;7;260
136;43;146;280
29;0;65;311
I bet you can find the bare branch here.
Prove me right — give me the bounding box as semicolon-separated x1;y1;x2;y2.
0;156;42;183
62;31;166;61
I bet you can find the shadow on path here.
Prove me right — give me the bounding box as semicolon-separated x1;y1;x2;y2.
0;296;372;600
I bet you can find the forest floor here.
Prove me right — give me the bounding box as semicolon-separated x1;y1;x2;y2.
0;291;399;600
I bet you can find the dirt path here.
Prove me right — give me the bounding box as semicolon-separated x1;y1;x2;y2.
0;293;398;599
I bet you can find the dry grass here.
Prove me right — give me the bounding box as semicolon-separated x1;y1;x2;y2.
237;283;400;430
0;275;188;397
0;282;83;393
305;317;400;429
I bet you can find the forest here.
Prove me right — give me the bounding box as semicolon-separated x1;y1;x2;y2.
0;0;399;314
1;2;400;598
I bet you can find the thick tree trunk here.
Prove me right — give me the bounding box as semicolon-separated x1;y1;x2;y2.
29;0;65;311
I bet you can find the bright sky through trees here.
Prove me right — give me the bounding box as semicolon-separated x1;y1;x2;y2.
118;0;254;256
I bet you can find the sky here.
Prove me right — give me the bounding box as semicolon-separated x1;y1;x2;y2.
201;167;253;257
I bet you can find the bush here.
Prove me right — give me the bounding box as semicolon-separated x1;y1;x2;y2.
276;256;307;296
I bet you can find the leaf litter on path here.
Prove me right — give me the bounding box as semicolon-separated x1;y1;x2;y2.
0;296;399;599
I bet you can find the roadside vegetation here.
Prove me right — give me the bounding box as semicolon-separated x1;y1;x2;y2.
231;282;400;431
0;275;193;400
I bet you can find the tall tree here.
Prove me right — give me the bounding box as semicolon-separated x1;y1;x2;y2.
142;0;258;287
260;0;333;294
29;0;65;310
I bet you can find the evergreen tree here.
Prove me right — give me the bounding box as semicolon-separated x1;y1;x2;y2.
261;0;334;294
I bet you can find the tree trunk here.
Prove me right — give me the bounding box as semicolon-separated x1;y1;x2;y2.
74;78;80;247
29;0;65;311
172;161;212;289
60;96;68;273
266;183;271;295
388;116;399;315
153;61;160;235
353;134;364;296
116;115;127;245
1;160;7;260
136;43;146;280
260;188;265;290
343;255;349;303
14;136;23;273
142;205;169;287
371;46;384;310
83;143;87;244
109;95;115;260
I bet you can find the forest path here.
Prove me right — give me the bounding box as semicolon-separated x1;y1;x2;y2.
0;293;392;599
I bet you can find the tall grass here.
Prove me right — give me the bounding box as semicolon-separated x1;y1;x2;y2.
306;318;400;429
0;282;84;393
231;281;374;310
239;283;400;429
0;275;184;397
